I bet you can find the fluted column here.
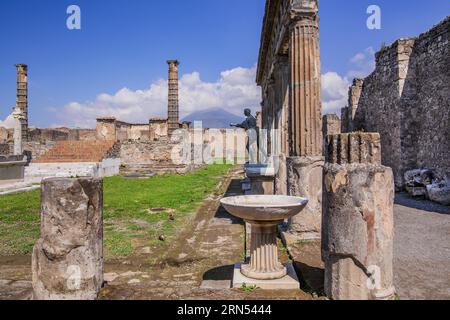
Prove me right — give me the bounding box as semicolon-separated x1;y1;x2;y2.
16;64;28;141
285;1;324;240
289;4;322;157
167;60;180;135
241;221;287;280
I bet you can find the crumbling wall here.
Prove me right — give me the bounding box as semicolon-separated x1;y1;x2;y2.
347;16;450;188
0;127;8;143
28;128;96;142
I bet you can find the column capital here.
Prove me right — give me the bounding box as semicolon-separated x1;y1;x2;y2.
167;60;180;67
289;0;319;27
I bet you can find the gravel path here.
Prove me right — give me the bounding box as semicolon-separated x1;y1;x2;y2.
394;193;450;300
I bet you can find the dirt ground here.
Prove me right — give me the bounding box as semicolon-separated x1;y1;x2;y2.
0;170;449;300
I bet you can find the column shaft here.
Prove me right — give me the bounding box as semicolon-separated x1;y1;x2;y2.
167;60;180;135
16;64;28;141
289;17;322;157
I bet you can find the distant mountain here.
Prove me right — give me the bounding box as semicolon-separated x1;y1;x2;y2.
182;108;244;129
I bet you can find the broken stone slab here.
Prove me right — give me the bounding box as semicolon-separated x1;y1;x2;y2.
323;133;396;300
405;186;427;197
427;182;450;206
32;177;103;300
404;169;435;188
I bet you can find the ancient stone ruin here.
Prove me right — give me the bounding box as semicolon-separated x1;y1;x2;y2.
341;17;450;191
32;177;103;300
322;133;396;300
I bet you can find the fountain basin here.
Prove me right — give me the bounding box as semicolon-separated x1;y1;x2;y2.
220;195;308;222
221;195;308;281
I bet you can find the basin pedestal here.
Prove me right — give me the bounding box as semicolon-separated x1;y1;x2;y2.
242;220;286;280
220;195;308;290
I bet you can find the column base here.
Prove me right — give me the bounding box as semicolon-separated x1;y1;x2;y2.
233;263;300;290
241;263;287;280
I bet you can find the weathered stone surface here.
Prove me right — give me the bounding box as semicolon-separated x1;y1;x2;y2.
341;78;364;133
326;133;382;165
0;143;11;156
32;178;103;300
427;182;450;206
286;156;323;239
404;169;435;188
167;60;180;135
323;133;395;300
0;156;26;182
16;64;28;141
322;114;341;153
342;16;450;188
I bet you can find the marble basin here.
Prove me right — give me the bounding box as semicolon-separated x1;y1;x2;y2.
220;195;308;222
220;195;308;280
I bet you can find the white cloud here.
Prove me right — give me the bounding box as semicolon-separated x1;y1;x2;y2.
0;113;15;129
346;47;376;79
56;65;261;128
321;72;349;115
321;47;376;115
54;48;375;126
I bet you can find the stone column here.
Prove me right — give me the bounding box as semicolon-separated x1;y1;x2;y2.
32;178;104;300
12;108;23;156
16;64;28;141
288;1;322;157
274;56;289;196
322;133;396;300
167;60;180;135
285;0;324;240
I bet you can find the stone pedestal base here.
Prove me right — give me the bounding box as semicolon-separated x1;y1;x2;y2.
233;263;299;290
286;156;324;240
246;176;274;195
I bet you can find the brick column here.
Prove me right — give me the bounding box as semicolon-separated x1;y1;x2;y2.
167;60;180;135
16;64;28;141
323;133;396;300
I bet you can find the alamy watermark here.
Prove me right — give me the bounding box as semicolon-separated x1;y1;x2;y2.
367;5;381;30
67;5;81;30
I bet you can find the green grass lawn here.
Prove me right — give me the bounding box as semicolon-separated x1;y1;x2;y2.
0;164;231;258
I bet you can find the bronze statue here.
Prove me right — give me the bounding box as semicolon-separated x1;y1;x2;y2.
230;108;257;130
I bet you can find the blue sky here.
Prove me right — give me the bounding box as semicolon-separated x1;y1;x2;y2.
0;0;448;127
